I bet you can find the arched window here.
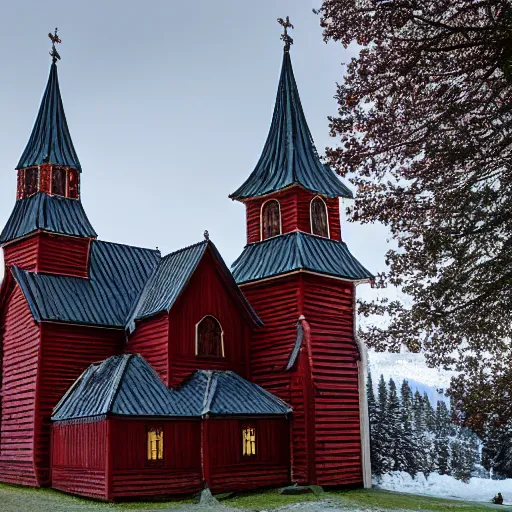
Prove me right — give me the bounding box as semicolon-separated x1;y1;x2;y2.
52;167;67;196
196;315;224;357
261;200;281;240
310;197;329;238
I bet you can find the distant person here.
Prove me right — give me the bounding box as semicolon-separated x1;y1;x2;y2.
492;492;504;505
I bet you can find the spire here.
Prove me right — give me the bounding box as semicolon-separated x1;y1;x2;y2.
230;22;352;201
16;30;81;171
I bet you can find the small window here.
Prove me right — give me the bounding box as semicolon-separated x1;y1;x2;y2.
147;427;164;461
310;197;329;238
242;425;256;457
24;168;39;197
52;167;67;196
68;169;79;199
261;200;281;240
196;315;224;357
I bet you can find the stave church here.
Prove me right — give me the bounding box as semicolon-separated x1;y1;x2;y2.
0;21;373;500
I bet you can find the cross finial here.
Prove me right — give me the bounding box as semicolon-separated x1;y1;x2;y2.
277;16;294;52
48;28;62;64
204;230;210;241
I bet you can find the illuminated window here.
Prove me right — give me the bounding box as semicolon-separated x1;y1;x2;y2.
310;197;329;238
196;315;224;357
52;167;67;196
147;427;164;461
24;168;39;197
242;425;256;456
261;200;281;240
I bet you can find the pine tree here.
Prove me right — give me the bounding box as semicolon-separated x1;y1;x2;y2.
451;427;479;482
434;401;451;476
371;374;393;475
482;415;505;478
367;371;380;474
400;380;417;477
387;378;404;471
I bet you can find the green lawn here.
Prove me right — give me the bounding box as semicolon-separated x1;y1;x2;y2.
0;482;507;511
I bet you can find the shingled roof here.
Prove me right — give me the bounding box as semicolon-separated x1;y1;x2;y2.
229;51;352;201
0;193;97;245
231;231;373;284
12;241;160;327
52;354;291;421
17;62;81;171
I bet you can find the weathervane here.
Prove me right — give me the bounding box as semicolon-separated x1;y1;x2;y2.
48;28;62;63
277;16;294;52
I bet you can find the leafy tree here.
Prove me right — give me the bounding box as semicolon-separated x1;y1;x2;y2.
319;0;512;428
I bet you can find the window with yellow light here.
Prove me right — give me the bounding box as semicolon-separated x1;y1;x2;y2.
147;426;164;462
242;425;256;457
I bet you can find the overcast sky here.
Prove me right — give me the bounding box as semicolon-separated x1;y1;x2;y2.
0;0;391;303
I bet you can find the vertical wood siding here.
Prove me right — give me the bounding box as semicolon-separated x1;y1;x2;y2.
35;323;123;485
52;421;107;499
127;313;169;385
110;419;202;498
207;418;290;492
168;252;251;386
303;275;362;486
36;233;91;277
3;236;39;271
245;187;342;243
0;286;41;485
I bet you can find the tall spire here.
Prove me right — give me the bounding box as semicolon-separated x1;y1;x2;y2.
230;21;352;201
16;29;81;171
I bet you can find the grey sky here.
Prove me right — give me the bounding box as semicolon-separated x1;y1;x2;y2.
0;0;389;303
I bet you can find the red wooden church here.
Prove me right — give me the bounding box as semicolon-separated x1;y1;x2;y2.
0;24;373;500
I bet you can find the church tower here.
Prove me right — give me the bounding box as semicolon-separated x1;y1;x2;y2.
0;31;96;275
230;19;373;487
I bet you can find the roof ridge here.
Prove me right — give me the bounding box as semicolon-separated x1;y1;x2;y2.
105;354;133;415
161;239;208;260
93;239;161;255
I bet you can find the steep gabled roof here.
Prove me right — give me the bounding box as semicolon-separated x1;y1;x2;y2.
12;241;160;327
126;239;261;332
229;51;353;201
52;354;291;421
231;231;373;284
0;193;97;245
17;62;81;171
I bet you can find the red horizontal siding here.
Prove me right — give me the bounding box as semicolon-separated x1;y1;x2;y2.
110;419;202;498
127;313;169;385
35;323;123;485
36;233;90;278
303;275;362;486
207;418;290;493
3;236;39;271
52;421;107;499
168;252;251;386
0;286;40;486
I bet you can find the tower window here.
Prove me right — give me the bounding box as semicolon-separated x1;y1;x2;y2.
147;426;164;462
261;200;281;240
52;167;67;197
68;169;79;199
242;425;256;457
196;315;224;357
24;168;39;197
310;197;329;238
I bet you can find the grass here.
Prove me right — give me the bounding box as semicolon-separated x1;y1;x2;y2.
0;481;508;511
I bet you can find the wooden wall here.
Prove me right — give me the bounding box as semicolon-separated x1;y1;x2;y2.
34;323;123;485
244;187;342;243
207;418;290;493
110;418;202;498
303;275;362;486
167;251;251;386
3;232;91;278
52;421;108;500
127;313;169;385
0;286;41;485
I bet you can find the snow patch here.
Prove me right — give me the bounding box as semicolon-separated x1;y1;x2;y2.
376;471;512;504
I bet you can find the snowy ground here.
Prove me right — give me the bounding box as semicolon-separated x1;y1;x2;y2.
376;471;512;504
